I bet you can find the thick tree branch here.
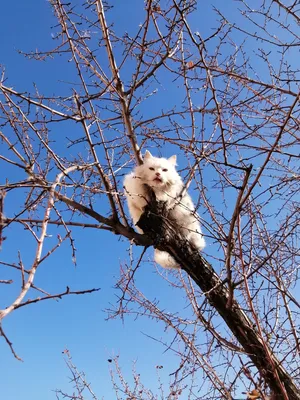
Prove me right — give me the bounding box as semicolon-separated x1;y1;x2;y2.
137;195;300;400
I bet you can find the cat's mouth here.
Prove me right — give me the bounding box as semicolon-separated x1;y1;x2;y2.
153;177;163;183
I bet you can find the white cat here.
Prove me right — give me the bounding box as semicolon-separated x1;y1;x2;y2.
124;150;205;268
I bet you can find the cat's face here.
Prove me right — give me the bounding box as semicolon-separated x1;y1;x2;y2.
136;150;179;188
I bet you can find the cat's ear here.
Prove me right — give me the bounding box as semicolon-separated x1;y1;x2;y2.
168;155;177;165
144;150;153;161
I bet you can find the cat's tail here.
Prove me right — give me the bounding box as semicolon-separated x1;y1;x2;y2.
154;249;180;269
154;231;205;269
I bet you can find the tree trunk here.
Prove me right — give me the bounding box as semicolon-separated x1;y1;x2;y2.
137;199;300;400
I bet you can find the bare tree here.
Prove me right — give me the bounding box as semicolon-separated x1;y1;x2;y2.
0;1;299;399
55;350;183;400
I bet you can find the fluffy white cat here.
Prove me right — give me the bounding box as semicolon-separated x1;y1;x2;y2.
124;150;205;268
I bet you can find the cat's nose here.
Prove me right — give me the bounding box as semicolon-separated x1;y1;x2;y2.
156;172;161;176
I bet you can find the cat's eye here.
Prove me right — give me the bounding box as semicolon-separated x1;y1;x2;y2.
149;167;155;171
163;168;168;172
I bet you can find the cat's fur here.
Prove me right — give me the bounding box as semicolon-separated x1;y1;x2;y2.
124;150;205;268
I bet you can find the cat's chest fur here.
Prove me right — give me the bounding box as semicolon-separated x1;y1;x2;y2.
150;182;180;204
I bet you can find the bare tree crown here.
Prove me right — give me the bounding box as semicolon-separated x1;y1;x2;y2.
0;0;299;399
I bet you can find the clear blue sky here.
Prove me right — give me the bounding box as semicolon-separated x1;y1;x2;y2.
0;1;298;399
